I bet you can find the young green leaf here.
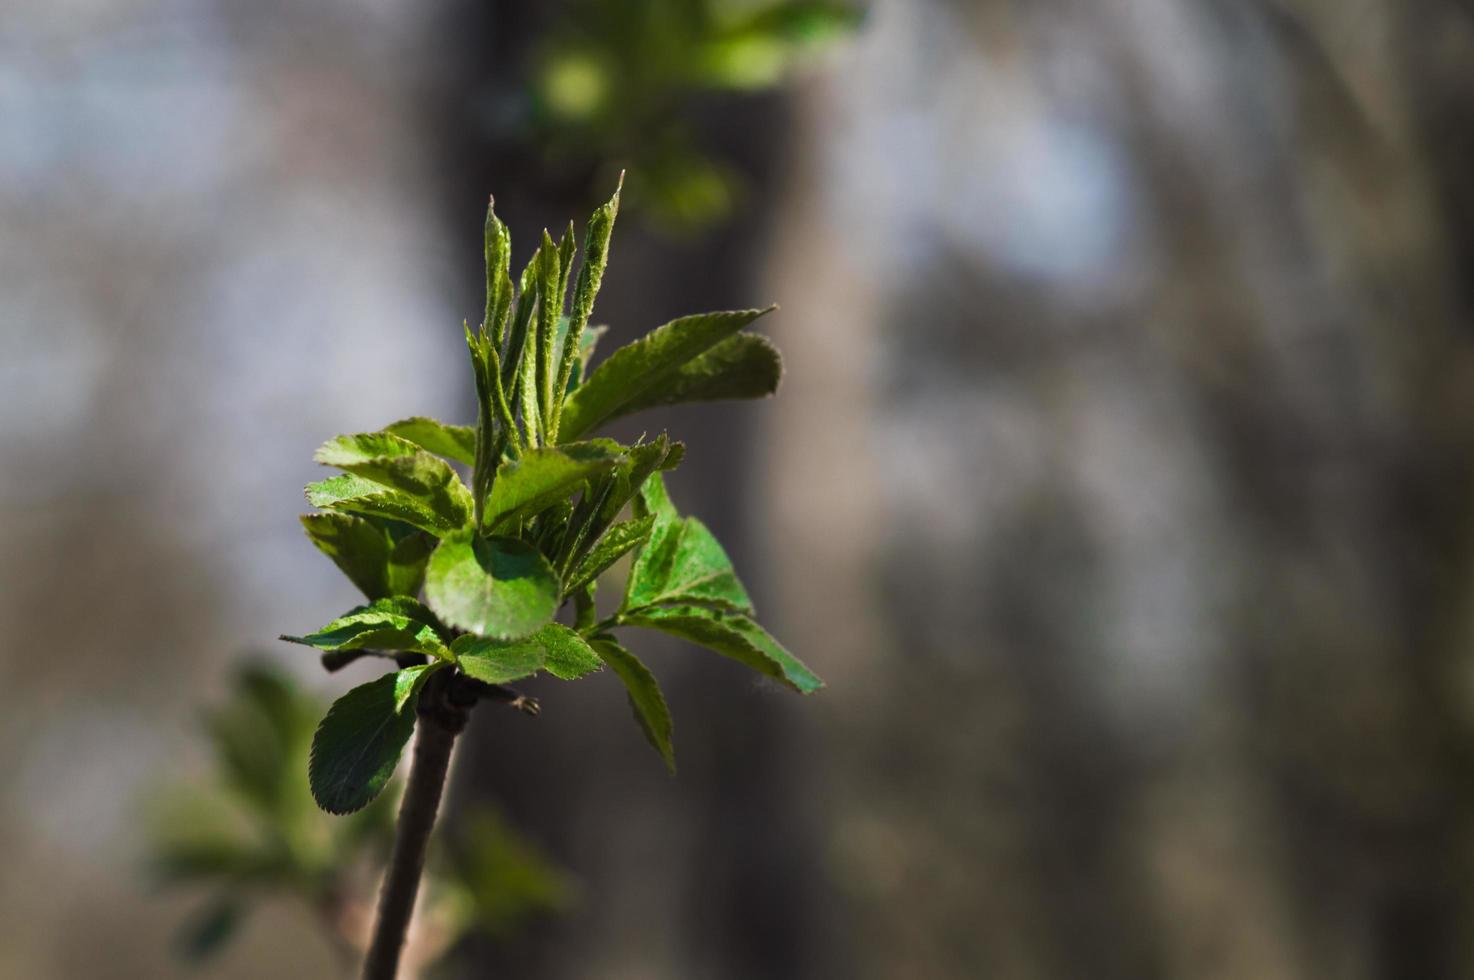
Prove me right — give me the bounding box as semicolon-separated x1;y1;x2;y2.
536;229;563;427
281;597;451;658
620;605;823;694
394;660;445;713
308;671;420;814
551;181;621;439
386;527;435;597
306;474;451;535
316;433;473;530
590;638;675;772
424;531;560;639
482;442;624;532
484;198;513;346
607;332;781;416
557;307;774;440
535;623;604;679
623;473;753;614
300;514;432;600
451;634;547;684
565;513;655;594
300;513;396;600
382;417;477;466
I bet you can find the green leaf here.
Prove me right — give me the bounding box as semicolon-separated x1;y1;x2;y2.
536;229;563;427
383;416;477;466
281;597;449;658
452;633;547;684
558;307;773;440
386;527;435;597
484;199;513;346
301;513;392;599
309;671;419;814
300;513;429;600
395;660;445;712
610;332;781;416
306;474;449;535
424;531;560;639
316;433;473;530
551;180;621;439
535;623;604;679
623;473;753;614
566;514;655;594
483;442;623;532
307;475;444;533
621;605;823;694
591;638;675;772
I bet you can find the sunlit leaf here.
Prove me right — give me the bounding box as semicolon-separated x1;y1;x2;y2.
621;604;822;694
424;531;560;639
383;417;477;466
483;443;623;532
281;597;450;658
557;308;773;439
565;514;654;594
316;433;473;530
623;473;752;614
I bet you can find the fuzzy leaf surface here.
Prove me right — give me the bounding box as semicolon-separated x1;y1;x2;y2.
611;332;781;415
306;474;454;535
621;605;823;694
451;634;547;684
566;514;655;594
623;473;752;614
316;433;472;530
558;308;773;440
536;623;604;679
424;531;560;639
308;671;419;814
591;638;675;772
280;597;449;658
382;417;477;465
483;443;623;532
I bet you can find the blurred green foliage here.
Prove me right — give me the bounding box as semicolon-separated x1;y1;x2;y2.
146;661;575;968
527;0;862;231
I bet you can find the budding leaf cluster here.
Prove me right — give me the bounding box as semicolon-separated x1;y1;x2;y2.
283;181;821;815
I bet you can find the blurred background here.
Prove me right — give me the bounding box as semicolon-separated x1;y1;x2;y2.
6;0;1474;977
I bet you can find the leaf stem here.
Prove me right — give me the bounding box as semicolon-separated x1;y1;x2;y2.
360;674;465;980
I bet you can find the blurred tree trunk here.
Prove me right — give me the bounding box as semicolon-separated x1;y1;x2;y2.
419;3;831;977
762;1;1474;978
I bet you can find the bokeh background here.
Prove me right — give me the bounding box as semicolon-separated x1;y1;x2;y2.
7;0;1474;977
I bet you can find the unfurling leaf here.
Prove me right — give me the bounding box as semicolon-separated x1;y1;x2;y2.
621;604;823;695
557;307;773;440
424;531;560;639
309;671;420;814
591;638;675;772
565;514;655;594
